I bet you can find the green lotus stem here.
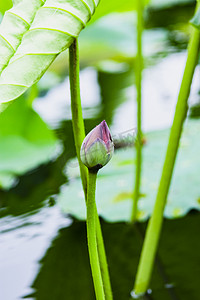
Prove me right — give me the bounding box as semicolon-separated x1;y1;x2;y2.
69;39;113;300
87;171;105;300
69;39;88;192
95;216;112;299
131;0;143;222
133;23;200;296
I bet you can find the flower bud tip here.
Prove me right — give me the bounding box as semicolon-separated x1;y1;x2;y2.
80;121;114;171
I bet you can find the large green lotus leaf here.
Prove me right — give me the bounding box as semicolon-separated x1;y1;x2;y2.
0;0;100;103
58;119;200;222
12;0;22;5
0;97;61;189
50;13;168;74
0;0;44;73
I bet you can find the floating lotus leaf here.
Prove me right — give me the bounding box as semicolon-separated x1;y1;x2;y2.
0;97;62;189
58;119;200;222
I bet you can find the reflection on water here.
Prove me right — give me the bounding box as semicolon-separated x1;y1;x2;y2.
0;206;71;300
22;212;200;300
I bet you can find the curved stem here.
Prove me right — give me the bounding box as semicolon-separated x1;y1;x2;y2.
131;0;143;222
87;171;105;300
133;24;200;295
69;39;113;299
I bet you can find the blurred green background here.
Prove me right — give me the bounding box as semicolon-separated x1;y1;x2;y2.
0;0;200;299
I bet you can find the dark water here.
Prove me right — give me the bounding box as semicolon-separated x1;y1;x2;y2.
0;2;200;299
2;211;199;300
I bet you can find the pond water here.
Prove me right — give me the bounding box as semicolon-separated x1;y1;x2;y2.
0;2;200;300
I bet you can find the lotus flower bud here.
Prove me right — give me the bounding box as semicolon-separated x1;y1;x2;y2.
80;120;114;171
